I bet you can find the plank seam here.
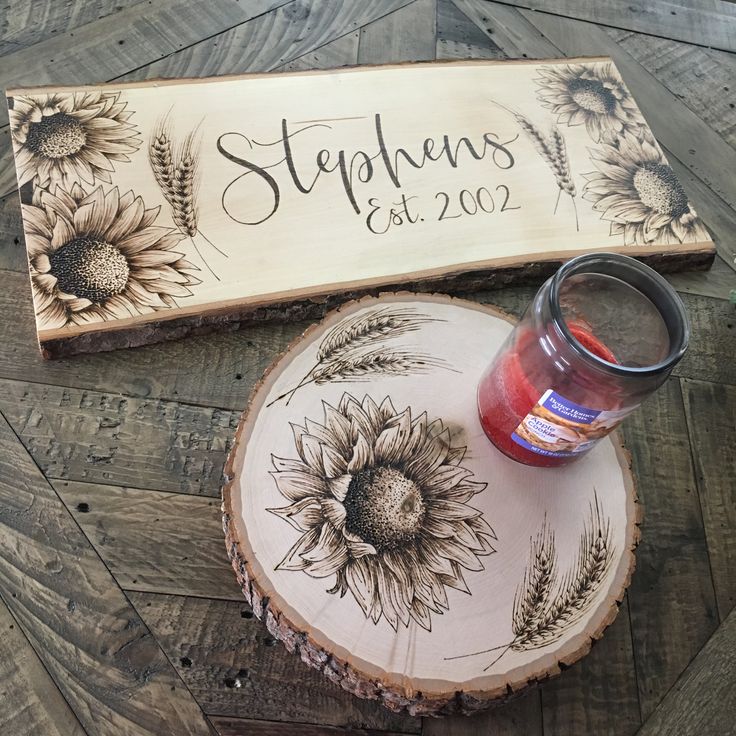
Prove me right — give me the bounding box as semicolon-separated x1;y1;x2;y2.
480;0;736;55
0;589;91;736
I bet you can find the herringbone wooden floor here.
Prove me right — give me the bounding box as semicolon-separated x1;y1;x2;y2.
0;1;734;734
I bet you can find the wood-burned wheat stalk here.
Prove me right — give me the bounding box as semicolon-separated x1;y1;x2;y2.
149;119;226;281
266;307;451;407
446;493;614;671
489;100;579;230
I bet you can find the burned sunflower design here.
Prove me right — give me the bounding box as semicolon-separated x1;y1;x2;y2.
26;184;200;329
9;92;141;189
268;394;496;631
535;63;645;144
583;132;709;245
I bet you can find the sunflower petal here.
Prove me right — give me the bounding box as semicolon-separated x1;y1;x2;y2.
116;226;171;255
299;434;325;474
303;530;348;577
433;536;484;571
347;432;374;474
105;197;145;242
328;474;352;502
271;470;327;502
321;443;347;478
409;600;432;630
267;498;323;533
319;498;347;529
271;455;307;473
423;467;476;495
374;409;411;465
322;402;352;457
50;216;75;248
345;558;375;617
275;528;321;571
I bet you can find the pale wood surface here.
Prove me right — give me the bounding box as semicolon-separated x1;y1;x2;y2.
0;1;734;734
5;52;715;354
223;294;639;712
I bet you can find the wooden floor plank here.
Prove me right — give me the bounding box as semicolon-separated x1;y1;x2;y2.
422;690;542;735
671;294;736;387
275;32;360;73
0;268;299;411
0;411;213;735
128;592;420;733
0;594;86;736
358;0;437;64
450;0;560;58
0;193;25;274
436;0;507;60
212;717;408;735
636;607;736;736
621;378;719;719
54;480;242;600
116;0;416;82
0;0;148;57
0;0;280;129
665;255;736;302
510;5;736;269
495;0;736;53
540;598;641;736
664;151;736;275
681;379;736;620
604;29;736;152
0;379;240;495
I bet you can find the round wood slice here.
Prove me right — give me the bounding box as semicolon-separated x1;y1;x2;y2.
222;293;640;716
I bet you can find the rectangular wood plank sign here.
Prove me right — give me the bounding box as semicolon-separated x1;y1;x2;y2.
6;58;714;357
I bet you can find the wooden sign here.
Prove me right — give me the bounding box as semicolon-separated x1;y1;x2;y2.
7;58;714;358
222;294;640;715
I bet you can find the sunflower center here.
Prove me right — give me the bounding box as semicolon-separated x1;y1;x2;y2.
567;77;616;114
343;466;426;551
25;112;87;159
49;237;129;303
633;163;689;218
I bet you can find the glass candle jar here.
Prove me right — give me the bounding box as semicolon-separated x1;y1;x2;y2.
477;253;690;467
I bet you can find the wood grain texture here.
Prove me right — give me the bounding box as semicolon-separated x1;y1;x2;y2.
436;0;507;60
212;717;408;735
450;0;560;58
0;0;148;57
0;595;86;736
497;0;736;53
681;379;736;619
54;480;242;600
358;0;436;64
0;268;298;409
423;691;542;735
0;380;239;495
128;592;420;733
671;294;736;387
0;411;213;735
665;255;736;302
621;378;719;719
540;597;641;736
665;151;736;273
636;607;736;736
0;193;26;273
275;32;360;73
604;28;736;151
0;0;280;128
512;5;736;265
117;0;416;81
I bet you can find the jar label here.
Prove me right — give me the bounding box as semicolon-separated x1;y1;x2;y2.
511;389;634;457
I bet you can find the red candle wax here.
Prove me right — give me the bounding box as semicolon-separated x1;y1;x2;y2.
478;324;619;467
